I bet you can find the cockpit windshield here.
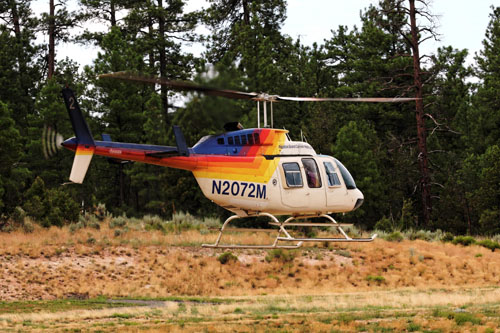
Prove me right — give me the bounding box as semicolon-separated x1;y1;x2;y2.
334;158;357;189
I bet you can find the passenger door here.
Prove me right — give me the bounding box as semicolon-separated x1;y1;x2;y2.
321;157;347;209
279;160;308;208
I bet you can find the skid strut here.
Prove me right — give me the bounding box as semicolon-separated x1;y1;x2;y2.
273;214;377;243
202;213;377;249
202;213;303;249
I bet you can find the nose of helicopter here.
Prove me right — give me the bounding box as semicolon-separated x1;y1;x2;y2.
352;188;364;211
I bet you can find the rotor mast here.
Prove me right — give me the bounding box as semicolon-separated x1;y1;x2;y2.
254;94;276;128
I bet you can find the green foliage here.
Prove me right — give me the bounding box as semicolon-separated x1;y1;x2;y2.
143;215;168;232
11;207;26;225
365;275;385;283
1;1;500;237
374;216;394;233
264;249;295;263
22;177;80;227
333;121;386;228
0;101;26;221
109;215;128;229
441;232;454;242
334;249;352;258
384;231;404;242
217;252;238;265
22;219;35;234
453;312;482;326
452;236;477;246
405;229;442;242
477;239;500;251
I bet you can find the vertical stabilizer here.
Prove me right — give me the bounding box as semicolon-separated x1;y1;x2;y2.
69;146;94;183
173;125;189;156
61;87;95;146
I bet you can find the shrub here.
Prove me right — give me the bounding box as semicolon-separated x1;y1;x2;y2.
265;249;295;263
441;232;454;242
385;231;404;242
12;206;26;225
143;215;167;232
374;216;393;232
343;225;361;238
23;177;80;226
109;215;128;228
94;203;109;221
454;312;481;325
80;213;101;229
452;236;476;246
69;223;80;234
22;219;35;233
217;252;238;264
334;249;352;258
365;275;385;283
477;239;500;251
203;216;221;229
171;211;198;226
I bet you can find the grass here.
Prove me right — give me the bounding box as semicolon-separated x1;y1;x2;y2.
1;224;500;330
0;289;498;331
0;297;134;314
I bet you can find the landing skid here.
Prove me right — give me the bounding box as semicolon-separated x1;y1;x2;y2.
202;213;377;249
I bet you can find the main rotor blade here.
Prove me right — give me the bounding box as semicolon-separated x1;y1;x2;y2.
275;96;419;103
100;72;418;103
99;72;258;100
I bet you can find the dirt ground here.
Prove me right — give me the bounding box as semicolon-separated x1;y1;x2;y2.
1;231;499;301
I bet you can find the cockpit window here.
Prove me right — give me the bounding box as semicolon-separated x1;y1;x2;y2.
302;158;322;188
323;161;341;187
334;158;356;189
282;163;303;187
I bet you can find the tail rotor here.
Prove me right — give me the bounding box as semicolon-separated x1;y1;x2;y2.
42;125;64;159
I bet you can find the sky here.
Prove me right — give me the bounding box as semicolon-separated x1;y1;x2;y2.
31;0;497;68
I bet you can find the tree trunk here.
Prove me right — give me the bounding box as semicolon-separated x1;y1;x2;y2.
148;12;155;68
48;0;55;79
157;0;169;128
242;0;250;25
110;0;116;27
409;0;431;227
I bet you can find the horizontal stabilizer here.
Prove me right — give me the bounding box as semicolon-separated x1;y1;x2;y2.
69;146;94;183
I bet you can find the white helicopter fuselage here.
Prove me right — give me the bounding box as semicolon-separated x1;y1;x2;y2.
192;132;364;217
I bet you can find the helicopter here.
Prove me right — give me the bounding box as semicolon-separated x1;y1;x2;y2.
57;72;416;249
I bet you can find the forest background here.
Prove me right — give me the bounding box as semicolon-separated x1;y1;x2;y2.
1;0;500;236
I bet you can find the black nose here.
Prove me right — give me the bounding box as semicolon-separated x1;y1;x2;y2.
353;198;364;211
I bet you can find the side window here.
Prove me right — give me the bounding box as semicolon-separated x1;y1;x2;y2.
235;136;241;145
324;161;341;187
302;158;322;188
217;137;224;145
228;137;234;145
282;163;303;187
253;133;260;144
241;135;247;145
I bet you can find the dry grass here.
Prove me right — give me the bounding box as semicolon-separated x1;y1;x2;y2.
1;224;500;331
0;225;500;301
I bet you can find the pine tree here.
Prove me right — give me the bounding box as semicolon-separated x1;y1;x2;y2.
474;6;500;150
0;101;28;224
333;120;386;229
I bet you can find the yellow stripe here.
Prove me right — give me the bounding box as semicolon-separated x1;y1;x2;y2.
193;132;285;182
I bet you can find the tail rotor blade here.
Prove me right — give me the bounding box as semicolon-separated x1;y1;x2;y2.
42;125;64;159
